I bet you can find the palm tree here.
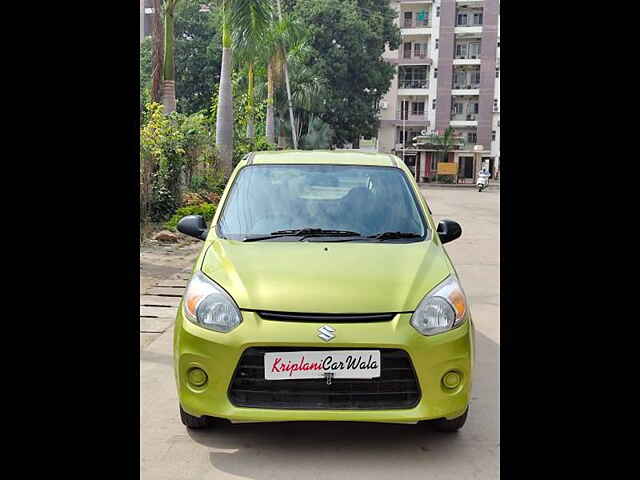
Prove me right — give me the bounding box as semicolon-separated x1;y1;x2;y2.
262;14;307;146
275;0;297;149
215;0;271;177
233;4;272;142
161;0;181;113
433;127;456;163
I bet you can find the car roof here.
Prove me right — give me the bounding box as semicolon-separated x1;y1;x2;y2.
245;150;398;167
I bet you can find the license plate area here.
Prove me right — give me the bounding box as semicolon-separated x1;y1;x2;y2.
264;350;381;381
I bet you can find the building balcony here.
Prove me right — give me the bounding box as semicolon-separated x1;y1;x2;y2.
398;112;429;123
398;81;430;96
452;88;479;95
453;58;481;65
454;25;483;34
400;20;432;36
398;50;432;65
379;115;430;127
452;83;480;95
399;79;429;89
450;113;478;127
451;113;478;121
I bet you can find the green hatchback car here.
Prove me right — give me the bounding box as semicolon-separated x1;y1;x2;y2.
174;150;474;432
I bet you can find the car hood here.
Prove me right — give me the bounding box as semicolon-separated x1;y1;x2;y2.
200;239;452;313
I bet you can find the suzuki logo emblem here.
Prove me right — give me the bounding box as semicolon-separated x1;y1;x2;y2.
317;325;336;342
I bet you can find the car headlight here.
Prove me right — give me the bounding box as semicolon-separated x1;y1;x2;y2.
410;275;467;336
182;271;242;333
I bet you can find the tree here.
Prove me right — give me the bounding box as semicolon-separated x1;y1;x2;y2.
431;127;456;163
173;0;223;114
161;0;181;114
290;0;400;147
215;0;271;177
261;14;308;145
275;0;298;149
233;2;272;141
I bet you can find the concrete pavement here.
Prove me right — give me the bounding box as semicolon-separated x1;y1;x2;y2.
141;187;500;479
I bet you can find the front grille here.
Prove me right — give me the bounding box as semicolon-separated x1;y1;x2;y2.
228;347;421;410
255;311;396;323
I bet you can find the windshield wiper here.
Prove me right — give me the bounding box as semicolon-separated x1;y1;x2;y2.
242;228;361;242
272;228;361;237
366;231;423;241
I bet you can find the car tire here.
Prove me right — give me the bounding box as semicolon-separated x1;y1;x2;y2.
432;407;468;433
180;405;211;429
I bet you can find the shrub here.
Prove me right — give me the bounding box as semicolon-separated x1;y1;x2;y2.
437;175;455;184
164;203;217;231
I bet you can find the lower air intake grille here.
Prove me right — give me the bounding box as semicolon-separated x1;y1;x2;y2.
228;347;421;410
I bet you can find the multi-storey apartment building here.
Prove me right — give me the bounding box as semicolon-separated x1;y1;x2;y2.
140;0;154;43
377;0;500;182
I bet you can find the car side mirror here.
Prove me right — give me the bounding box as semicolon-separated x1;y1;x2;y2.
437;219;462;244
177;215;208;241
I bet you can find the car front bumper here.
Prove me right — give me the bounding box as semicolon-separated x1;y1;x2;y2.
174;308;474;423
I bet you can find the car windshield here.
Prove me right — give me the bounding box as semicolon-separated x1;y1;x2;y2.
218;164;427;241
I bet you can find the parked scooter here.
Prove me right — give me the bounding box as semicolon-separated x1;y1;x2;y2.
477;169;490;192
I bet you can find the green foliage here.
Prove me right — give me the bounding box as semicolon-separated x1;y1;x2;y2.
210;72;276;165
173;0;223;114
140;37;153;115
301;118;334;149
165;203;217;231
141;103;186;222
233;135;276;166
190;168;227;196
437;175;455;184
290;0;400;145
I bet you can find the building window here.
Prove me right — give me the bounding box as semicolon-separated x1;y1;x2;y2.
403;42;412;59
452;103;463;115
496;68;500;78
435;38;439;49
416;10;429;27
399;66;429;88
468;132;477;144
493;99;498;110
492;131;496;141
471;70;481;85
468;103;479;114
455;43;467;58
414;42;427;58
432;99;437;109
411;102;425;116
456;13;468;26
434;68;438;78
469;42;481;58
436;7;440;17
453;70;466;87
404;12;413;28
473;13;483;25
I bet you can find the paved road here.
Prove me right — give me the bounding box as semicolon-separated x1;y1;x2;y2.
141;187;500;479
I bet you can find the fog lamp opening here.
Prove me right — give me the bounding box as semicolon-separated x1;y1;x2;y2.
442;370;462;390
187;367;208;387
